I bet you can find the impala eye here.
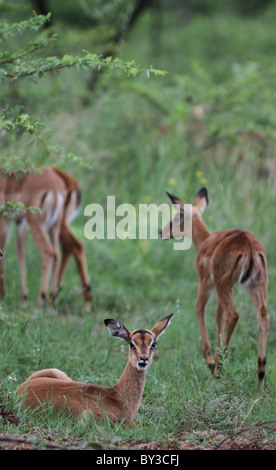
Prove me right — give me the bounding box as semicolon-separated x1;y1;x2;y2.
129;341;136;349
151;341;157;350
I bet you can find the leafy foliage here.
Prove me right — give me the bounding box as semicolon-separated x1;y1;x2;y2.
0;9;166;177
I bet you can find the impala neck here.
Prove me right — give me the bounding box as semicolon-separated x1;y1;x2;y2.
114;360;147;419
192;216;210;251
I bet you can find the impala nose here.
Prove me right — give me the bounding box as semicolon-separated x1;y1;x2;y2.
140;356;148;363
138;356;148;370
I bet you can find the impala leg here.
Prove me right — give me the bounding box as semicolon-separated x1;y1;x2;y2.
28;217;58;307
16;220;28;300
48;223;62;302
59;224;91;306
195;282;214;372
214;286;239;376
0;219;7;296
224;309;239;349
247;283;269;386
59;243;70;284
213;301;225;376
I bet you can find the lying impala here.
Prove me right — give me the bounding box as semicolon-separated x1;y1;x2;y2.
17;314;173;423
160;188;269;385
0;167;91;307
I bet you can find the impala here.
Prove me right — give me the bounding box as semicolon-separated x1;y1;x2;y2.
160;187;269;385
0;167;91;307
17;313;173;423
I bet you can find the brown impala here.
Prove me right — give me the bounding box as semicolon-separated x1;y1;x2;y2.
0;167;91;308
17;314;173;423
160;187;269;386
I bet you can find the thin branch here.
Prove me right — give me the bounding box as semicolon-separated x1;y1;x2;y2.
0;434;64;449
214;421;276;450
0;47;40;66
2;62;76;79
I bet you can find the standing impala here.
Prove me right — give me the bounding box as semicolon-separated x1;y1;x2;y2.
160;188;269;385
17;314;173;423
0;167;91;307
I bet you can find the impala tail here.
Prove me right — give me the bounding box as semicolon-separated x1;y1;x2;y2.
53;168;82;223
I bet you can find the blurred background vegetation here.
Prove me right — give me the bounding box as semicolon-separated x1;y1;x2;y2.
0;0;275;447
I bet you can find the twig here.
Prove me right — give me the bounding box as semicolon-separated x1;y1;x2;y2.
0;47;39;65
214;421;276;450
0;434;63;449
236;397;262;432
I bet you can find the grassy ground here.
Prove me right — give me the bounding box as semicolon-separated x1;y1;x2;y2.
0;1;275;449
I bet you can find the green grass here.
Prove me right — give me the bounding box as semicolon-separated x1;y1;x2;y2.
1;190;275;448
0;1;276;449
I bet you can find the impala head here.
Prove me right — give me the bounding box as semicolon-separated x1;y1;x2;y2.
160;187;208;239
104;313;173;371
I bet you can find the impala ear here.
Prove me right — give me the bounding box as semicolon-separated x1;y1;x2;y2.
193;187;208;214
166;192;185;206
166;192;189;216
151;313;174;340
104;319;130;343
